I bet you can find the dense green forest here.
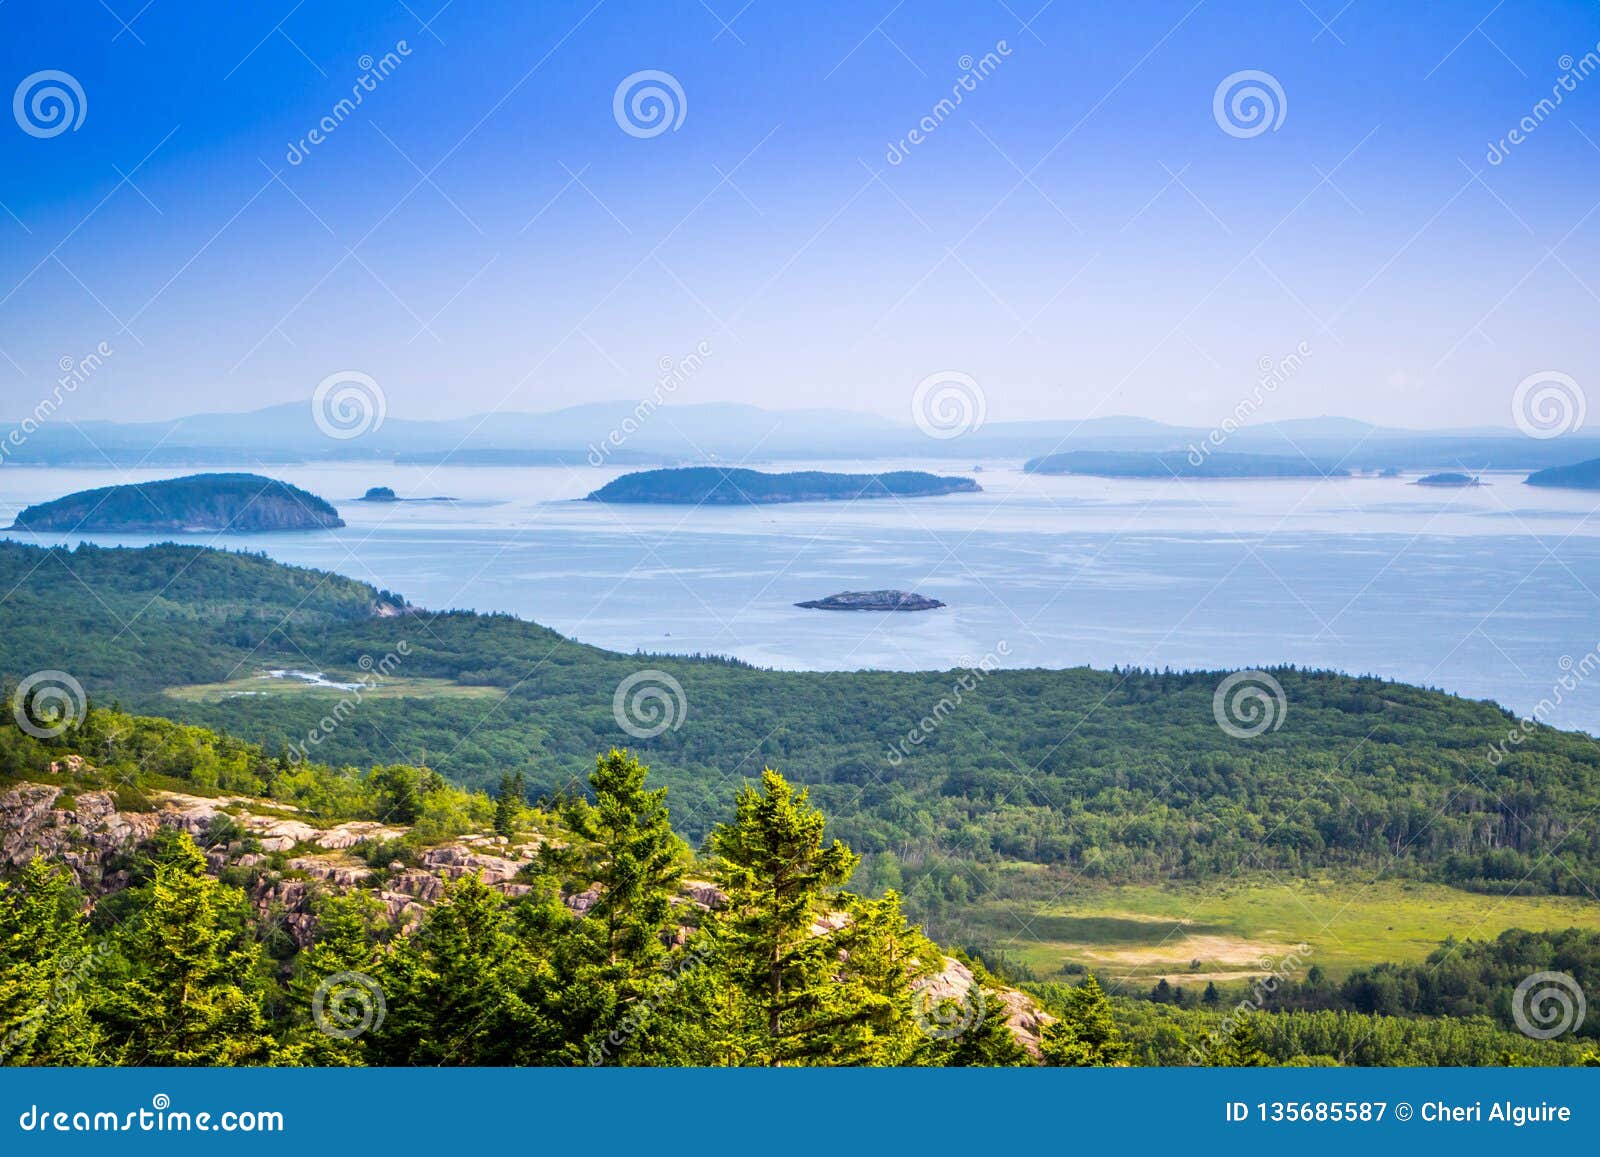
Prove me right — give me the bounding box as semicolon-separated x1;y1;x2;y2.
2;703;1595;1067
3;540;1598;916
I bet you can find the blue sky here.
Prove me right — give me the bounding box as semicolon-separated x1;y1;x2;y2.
1;0;1598;427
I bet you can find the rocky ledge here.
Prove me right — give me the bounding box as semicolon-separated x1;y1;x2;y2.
796;589;945;611
0;779;1051;1053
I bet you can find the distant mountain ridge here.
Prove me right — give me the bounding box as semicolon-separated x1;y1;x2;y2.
6;400;1600;470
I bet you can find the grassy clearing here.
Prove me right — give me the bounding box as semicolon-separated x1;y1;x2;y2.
166;674;502;703
966;875;1600;984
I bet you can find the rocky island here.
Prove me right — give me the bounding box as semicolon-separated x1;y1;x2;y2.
10;473;344;533
587;467;981;505
1416;472;1481;487
356;486;458;503
796;590;945;611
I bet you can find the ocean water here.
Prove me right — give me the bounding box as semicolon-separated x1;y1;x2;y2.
3;461;1600;732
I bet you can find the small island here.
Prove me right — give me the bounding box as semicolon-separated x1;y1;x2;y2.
10;473;344;533
1526;457;1600;490
1416;472;1481;487
1024;451;1346;479
587;467;981;505
796;590;945;612
356;486;458;503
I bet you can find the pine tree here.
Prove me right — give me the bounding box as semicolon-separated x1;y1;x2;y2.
1206;1014;1272;1066
827;890;942;1065
705;768;859;1065
532;750;687;1063
928;986;1033;1067
373;874;556;1066
1039;974;1129;1066
550;750;683;972
0;859;101;1064
97;832;274;1065
493;771;525;839
280;890;389;1065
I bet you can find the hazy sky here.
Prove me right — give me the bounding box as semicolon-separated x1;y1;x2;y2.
2;0;1598;428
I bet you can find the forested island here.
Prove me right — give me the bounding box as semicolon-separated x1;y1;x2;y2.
10;473;344;533
1526;456;1600;490
588;467;981;504
1416;473;1481;487
1024;451;1347;479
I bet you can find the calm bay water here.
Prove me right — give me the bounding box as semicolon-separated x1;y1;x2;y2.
4;460;1600;732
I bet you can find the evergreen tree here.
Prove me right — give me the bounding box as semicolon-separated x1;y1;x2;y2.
280;890;389;1065
493;771;525;838
97;832;274;1065
548;750;683;972
0;859;101;1065
929;987;1033;1066
1206;1015;1272;1066
828;890;942;1065
705;768;859;1065
1040;974;1129;1066
372;874;557;1065
528;750;688;1063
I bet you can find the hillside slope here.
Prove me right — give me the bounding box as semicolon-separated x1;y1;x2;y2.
1;540;1597;903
